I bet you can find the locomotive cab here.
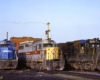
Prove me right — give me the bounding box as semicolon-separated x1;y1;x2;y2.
77;38;100;70
88;39;100;70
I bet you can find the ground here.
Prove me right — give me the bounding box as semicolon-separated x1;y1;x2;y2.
0;69;100;80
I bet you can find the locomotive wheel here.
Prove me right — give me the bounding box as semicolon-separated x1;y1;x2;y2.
59;61;65;70
73;62;79;69
91;67;95;71
90;63;94;71
46;61;53;70
78;62;82;70
33;62;44;71
30;61;35;69
81;63;85;70
84;62;91;71
49;61;53;70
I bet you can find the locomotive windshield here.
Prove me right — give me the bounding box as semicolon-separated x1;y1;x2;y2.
89;39;100;47
43;43;53;47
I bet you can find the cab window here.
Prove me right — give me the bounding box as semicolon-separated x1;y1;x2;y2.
18;45;24;49
79;44;84;53
25;44;30;47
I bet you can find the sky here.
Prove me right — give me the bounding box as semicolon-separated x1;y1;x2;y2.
0;0;100;43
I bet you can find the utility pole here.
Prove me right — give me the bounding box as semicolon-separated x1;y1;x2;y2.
45;22;51;43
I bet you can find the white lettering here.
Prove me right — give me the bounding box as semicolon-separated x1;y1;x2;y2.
3;50;12;53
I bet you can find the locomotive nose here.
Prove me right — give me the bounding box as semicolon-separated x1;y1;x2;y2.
46;47;59;60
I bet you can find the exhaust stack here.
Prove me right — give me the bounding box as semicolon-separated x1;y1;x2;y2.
7;32;8;40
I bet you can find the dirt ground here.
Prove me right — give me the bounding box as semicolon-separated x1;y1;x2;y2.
0;70;69;80
0;69;100;80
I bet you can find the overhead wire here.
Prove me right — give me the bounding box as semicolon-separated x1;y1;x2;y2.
0;21;46;24
0;21;52;40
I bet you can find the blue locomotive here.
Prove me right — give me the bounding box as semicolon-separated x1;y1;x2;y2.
0;39;18;69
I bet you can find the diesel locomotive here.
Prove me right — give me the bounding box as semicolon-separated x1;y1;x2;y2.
17;23;65;70
0;39;18;69
58;38;100;71
18;39;65;70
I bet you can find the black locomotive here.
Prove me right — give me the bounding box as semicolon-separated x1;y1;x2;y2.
58;38;100;71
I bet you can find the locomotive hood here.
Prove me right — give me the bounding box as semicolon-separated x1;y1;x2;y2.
1;48;13;52
0;47;15;59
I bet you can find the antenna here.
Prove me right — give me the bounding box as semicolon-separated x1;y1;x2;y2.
45;22;51;42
